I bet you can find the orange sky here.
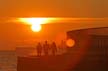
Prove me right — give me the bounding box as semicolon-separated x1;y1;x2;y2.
0;18;108;50
0;0;107;17
0;0;108;50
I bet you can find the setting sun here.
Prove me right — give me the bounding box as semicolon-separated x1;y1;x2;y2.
31;24;42;32
17;18;67;32
18;18;56;25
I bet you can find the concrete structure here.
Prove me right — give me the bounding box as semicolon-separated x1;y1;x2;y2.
67;27;108;71
17;27;108;71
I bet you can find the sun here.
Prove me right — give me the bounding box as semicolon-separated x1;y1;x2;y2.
18;18;53;25
31;24;42;32
17;18;57;32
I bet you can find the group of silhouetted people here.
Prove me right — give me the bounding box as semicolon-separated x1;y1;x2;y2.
36;41;58;56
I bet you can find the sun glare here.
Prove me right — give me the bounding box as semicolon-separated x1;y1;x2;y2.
18;18;55;25
66;39;75;47
17;18;58;32
31;24;42;32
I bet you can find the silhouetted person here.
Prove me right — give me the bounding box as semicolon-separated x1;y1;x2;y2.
60;40;67;53
36;42;42;56
43;41;49;56
51;42;57;55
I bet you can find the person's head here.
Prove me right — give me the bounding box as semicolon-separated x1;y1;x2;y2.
38;42;41;45
61;40;64;43
52;42;56;45
45;41;47;44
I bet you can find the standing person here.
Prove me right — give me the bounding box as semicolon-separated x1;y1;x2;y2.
51;42;57;56
43;41;50;56
36;42;42;56
60;40;67;53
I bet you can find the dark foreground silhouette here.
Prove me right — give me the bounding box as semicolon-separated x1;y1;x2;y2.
18;51;107;71
18;28;108;71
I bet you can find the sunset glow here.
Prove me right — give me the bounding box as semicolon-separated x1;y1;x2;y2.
16;18;107;25
18;18;56;25
31;24;42;32
18;18;55;32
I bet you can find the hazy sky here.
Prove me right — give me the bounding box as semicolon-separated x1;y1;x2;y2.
0;0;108;50
0;19;108;50
0;0;107;17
